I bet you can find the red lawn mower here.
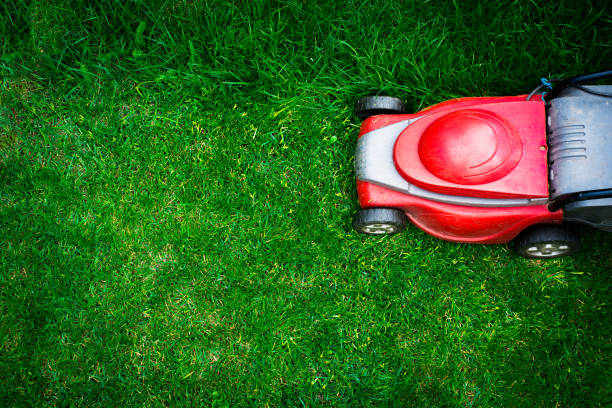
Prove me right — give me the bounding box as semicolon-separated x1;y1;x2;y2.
352;70;612;259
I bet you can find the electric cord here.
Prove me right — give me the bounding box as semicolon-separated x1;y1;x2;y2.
526;77;562;101
525;84;544;101
526;77;612;101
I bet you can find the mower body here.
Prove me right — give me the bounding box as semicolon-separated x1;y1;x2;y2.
354;87;612;245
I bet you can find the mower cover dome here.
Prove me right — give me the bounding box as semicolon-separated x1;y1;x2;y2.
417;109;523;185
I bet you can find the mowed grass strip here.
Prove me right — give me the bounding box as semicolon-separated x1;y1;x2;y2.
1;0;611;406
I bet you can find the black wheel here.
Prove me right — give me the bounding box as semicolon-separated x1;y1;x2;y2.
353;208;407;235
513;224;580;259
354;96;407;120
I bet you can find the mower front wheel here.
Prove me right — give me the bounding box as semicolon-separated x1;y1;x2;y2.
513;224;580;259
353;208;407;235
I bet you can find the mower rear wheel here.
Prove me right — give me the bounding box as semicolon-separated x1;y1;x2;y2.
353;208;407;235
354;96;407;120
513;224;580;259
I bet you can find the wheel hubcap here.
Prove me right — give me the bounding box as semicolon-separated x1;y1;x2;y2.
361;223;397;234
526;242;570;258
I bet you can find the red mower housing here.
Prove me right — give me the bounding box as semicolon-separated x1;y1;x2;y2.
356;96;561;244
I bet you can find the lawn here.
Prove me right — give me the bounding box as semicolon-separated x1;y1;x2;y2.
1;0;611;406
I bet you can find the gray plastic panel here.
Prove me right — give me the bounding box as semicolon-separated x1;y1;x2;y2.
548;86;612;199
564;197;612;232
354;119;548;207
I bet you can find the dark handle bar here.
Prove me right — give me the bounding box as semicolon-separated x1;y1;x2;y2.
544;69;612;101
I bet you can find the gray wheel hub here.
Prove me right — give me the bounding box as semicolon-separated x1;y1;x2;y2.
525;242;571;258
361;223;398;234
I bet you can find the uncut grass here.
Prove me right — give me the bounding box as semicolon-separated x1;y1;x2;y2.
1;0;611;407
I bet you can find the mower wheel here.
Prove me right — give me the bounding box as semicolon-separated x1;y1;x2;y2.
353;208;407;235
354;96;407;120
513;224;580;259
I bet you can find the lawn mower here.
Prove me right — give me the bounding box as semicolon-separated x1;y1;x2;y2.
352;70;612;259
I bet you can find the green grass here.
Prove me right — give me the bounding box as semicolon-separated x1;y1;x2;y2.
1;0;611;406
